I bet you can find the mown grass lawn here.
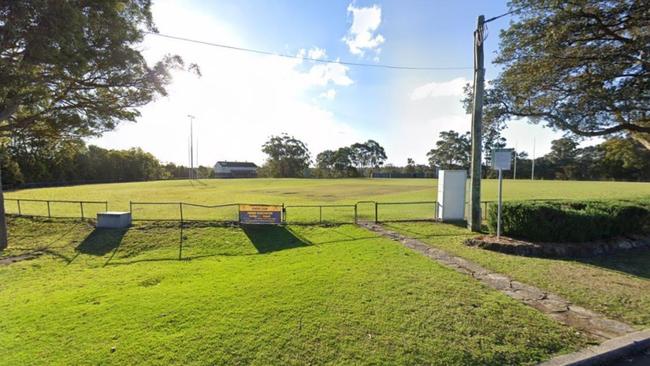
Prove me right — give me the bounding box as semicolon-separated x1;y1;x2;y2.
384;222;650;328
5;178;650;221
0;217;588;365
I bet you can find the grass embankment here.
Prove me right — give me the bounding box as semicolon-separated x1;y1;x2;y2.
5;178;650;221
0;217;587;365
385;222;650;328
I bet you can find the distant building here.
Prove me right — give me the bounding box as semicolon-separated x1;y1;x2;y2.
213;161;258;178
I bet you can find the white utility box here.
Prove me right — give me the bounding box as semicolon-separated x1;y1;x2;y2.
437;170;467;221
97;212;132;228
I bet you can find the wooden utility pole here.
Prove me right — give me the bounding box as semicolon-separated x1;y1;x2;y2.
468;15;485;232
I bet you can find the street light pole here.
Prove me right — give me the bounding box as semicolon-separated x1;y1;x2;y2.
188;114;195;179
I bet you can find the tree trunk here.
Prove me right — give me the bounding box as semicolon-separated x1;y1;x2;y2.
0;164;7;250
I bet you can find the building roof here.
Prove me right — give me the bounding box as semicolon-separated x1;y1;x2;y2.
216;161;258;168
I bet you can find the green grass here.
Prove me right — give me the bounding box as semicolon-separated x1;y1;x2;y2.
0;217;588;365
5;178;650;221
384;222;650;328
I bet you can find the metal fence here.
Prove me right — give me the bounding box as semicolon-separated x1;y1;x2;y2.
129;201;240;222
5;198;108;219
5;197;501;224
283;204;356;224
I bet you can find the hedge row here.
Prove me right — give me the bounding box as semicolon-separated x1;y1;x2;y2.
487;200;650;243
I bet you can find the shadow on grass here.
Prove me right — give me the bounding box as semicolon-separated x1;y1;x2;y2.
76;228;127;256
575;247;650;280
382;223;475;241
241;224;312;253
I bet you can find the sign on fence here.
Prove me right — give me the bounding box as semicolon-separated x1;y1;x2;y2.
239;204;282;224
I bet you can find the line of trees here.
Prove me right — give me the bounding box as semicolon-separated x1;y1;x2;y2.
426;130;650;181
258;134;388;178
315;140;387;178
5;130;647;188
0;136;217;188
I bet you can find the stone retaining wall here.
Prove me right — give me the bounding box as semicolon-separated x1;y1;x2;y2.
464;235;650;258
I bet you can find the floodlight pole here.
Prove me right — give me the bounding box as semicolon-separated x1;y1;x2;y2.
188;114;195;179
531;138;536;180
468;15;485;232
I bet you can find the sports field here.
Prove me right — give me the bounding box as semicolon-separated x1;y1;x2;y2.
5;178;650;221
1;178;650;365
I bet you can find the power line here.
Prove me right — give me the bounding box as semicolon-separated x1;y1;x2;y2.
145;32;473;71
485;7;525;23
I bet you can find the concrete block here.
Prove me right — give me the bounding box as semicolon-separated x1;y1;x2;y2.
97;212;132;228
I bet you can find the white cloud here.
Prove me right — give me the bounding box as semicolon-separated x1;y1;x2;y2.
410;77;469;100
319;89;336;100
297;47;326;60
382;76;570;164
87;0;360;166
343;3;385;56
307;47;327;60
304;61;353;87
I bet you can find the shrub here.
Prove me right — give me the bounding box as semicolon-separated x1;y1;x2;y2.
487;200;650;242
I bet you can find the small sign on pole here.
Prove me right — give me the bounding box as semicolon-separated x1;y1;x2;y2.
491;149;514;240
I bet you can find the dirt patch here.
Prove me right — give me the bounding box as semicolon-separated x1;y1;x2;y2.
465;235;650;258
0;251;43;266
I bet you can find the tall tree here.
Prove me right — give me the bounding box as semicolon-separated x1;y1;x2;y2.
364;140;388;177
405;158;416;175
349;142;369;174
426;131;471;169
598;137;650;180
467;0;650;150
0;1;197;248
546;137;580;179
261;134;311;177
331;147;357;177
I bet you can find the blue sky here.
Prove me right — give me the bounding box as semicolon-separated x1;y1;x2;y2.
90;0;591;166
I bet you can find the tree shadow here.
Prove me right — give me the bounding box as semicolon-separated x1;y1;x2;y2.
574;247;650;280
75;228;127;256
241;225;311;253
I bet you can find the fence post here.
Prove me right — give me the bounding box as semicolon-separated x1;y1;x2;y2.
319;206;322;224
129;201;133;214
374;202;378;223
17;199;21;216
434;201;439;221
105;201;109;212
80;201;84;219
354;204;358;224
47;201;51;218
179;202;184;223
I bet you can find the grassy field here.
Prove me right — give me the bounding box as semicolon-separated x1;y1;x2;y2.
2;178;649;364
0;217;588;365
385;222;650;328
5;178;650;221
